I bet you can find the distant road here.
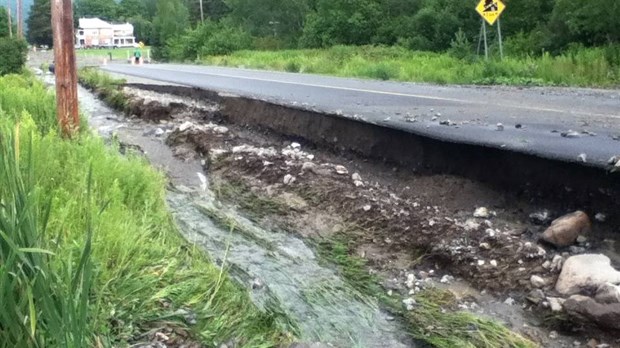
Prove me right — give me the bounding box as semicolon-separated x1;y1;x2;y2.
103;63;620;168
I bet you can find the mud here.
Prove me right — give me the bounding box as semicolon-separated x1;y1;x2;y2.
84;80;620;347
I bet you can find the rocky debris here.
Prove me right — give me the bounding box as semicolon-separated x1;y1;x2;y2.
578;153;587;163
527;289;546;304
473;207;490;218
439;119;456;126
402;297;416;311
128;99;171;122
503;297;515;305
561;130;581;138
231;144;277;158
541;211;591;247
351;172;364;187
547;297;564;312
594;213;607;223
251;278;264;290
594;283;620;304
282;143;315;161
563;295;620;330
335;165;349;175
555;254;620;296
154;128;165;137
496;123;504;131
283;174;296;185
550;255;564;272
530;275;546;288
529;210;551;225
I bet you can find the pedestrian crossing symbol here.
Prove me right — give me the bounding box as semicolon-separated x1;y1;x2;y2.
476;0;506;25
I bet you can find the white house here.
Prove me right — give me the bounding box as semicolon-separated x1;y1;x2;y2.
75;18;136;48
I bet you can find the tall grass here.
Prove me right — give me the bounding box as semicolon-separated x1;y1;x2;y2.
0;73;290;346
0;127;94;347
202;45;620;87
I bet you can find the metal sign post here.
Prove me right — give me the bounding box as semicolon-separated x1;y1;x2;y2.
497;19;504;60
476;0;506;60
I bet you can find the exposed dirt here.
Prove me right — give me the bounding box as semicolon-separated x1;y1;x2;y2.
104;83;620;347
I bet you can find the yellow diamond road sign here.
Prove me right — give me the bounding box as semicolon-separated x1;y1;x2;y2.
476;0;506;25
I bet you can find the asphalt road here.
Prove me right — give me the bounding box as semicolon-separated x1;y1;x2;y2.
103;63;620;168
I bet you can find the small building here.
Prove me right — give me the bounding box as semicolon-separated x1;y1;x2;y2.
75;18;136;48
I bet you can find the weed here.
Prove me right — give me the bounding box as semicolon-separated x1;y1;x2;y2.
315;233;536;348
200;45;620;87
0;73;291;346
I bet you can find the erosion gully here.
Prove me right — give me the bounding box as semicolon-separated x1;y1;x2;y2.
74;75;619;348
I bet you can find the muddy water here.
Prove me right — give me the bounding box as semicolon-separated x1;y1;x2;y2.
78;84;414;347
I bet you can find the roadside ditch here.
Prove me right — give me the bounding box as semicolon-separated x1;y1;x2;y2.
80;70;620;348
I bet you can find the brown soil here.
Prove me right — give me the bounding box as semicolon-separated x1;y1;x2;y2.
119;84;620;347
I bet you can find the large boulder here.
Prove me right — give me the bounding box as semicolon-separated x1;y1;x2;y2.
563;295;620;330
541;211;591;247
555;254;620;296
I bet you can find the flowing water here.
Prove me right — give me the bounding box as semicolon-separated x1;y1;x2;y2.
78;84;414;347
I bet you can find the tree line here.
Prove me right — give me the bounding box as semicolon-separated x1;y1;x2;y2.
23;0;620;59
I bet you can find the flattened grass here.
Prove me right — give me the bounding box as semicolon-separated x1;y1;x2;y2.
0;73;291;346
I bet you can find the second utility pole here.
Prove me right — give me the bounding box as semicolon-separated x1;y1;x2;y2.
51;0;79;137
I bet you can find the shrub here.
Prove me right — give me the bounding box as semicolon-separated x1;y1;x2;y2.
0;38;27;75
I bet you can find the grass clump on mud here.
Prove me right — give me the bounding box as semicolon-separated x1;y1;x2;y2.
0;73;290;346
79;67;129;110
202;45;620;87
316;236;536;348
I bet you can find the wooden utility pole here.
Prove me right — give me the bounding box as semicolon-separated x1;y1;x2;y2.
16;0;22;37
51;0;79;137
199;0;204;23
7;0;12;38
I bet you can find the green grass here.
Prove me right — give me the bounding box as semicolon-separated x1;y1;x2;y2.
315;235;537;348
75;47;151;61
0;73;291;346
79;68;129;111
200;45;620;88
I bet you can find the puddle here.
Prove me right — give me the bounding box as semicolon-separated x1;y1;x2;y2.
77;81;414;347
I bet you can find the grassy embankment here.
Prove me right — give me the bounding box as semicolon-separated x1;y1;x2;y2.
0;73;290;347
76;47;152;61
201;45;620;88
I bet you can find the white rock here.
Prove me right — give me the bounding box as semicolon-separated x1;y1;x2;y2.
354;180;365;187
154;128;165;136
595;213;607;222
549;331;558;339
542;260;552;269
547;297;564;312
462;219;481;231
197;172;207;192
486;228;496;237
496;123;504;131
490;260;498;267
179;121;194;132
291;142;301;149
551;255;564;271
555;254;620;296
402;297;417;311
283;174;296;185
479;242;491;250
504;297;515;305
477;260;485;266
578;153;587;162
530;275;546;288
440;275;454;284
474;207;490;218
335;165;349;175
301;162;317;173
352;173;362;181
363;205;371;212
406;274;416;289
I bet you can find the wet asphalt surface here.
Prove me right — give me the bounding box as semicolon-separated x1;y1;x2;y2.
103;64;620;168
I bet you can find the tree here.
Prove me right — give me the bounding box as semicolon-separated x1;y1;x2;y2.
26;0;53;46
185;0;229;25
0;7;11;38
118;0;147;20
225;0;309;43
549;0;620;47
300;0;381;47
0;37;27;75
152;0;189;58
75;0;119;21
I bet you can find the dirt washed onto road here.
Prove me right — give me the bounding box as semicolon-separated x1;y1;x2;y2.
80;79;620;347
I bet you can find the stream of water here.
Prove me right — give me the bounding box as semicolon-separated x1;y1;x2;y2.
78;83;414;347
